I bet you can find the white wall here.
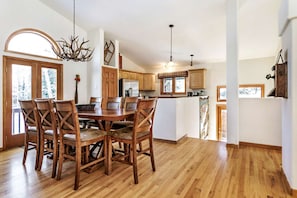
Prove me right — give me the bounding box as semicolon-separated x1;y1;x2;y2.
121;54;145;73
239;98;282;146
0;0;89;148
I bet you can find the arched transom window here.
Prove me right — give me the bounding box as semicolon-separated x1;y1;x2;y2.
5;28;60;59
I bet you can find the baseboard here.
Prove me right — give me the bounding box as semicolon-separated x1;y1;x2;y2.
153;138;178;144
280;167;297;196
239;141;281;151
154;135;187;144
226;143;239;149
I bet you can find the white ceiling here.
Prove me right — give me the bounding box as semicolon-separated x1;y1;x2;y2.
39;0;281;68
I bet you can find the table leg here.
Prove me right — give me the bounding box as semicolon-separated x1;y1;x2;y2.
107;135;112;175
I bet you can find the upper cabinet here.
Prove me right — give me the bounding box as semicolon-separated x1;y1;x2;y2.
142;73;156;91
189;69;206;89
119;70;155;91
119;70;129;79
136;73;144;90
119;70;137;80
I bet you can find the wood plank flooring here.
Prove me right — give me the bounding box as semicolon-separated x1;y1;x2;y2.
0;138;292;198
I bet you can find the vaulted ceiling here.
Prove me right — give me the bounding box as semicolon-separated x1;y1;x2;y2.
40;0;281;68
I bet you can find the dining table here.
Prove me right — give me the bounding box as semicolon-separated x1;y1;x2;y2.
78;108;135;174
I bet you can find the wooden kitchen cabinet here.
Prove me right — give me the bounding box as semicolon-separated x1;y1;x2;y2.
119;70;130;79
142;73;156;90
128;72;136;80
136;73;144;90
189;69;206;89
119;69;155;90
119;70;137;80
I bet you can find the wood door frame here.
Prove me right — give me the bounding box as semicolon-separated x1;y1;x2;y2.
216;104;226;141
2;56;63;149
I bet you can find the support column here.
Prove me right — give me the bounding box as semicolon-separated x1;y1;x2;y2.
226;0;239;145
87;28;105;98
279;0;297;191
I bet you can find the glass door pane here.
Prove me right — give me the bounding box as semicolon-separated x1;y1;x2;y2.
12;64;32;135
42;67;57;98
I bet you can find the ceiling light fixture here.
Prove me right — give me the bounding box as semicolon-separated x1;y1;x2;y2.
52;0;94;62
190;54;194;66
167;24;175;67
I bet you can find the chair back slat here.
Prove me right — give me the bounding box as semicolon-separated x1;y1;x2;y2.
54;100;79;135
19;100;38;127
35;99;56;130
133;99;157;135
103;97;122;110
123;97;138;111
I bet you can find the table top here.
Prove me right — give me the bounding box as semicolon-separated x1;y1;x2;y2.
78;108;135;121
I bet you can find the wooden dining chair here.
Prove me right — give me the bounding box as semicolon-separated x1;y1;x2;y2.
54;100;107;190
89;97;102;108
109;98;157;184
86;97;102;128
92;97;122;130
102;97;122;110
34;98;59;178
112;96;138;129
19;100;40;170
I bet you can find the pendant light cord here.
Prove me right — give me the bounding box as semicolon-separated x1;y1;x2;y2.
169;24;174;62
73;0;76;37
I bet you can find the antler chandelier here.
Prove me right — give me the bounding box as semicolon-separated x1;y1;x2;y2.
52;0;94;62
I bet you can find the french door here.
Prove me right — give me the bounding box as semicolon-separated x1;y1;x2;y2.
3;56;63;149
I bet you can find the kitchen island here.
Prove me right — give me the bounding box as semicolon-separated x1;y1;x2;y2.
153;96;209;142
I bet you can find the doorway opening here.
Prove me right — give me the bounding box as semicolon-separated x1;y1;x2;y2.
216;104;227;142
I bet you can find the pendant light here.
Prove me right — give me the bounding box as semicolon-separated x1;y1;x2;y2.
167;24;174;67
190;54;194;66
52;0;94;62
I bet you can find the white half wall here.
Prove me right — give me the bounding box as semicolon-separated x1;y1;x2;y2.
239;98;282;146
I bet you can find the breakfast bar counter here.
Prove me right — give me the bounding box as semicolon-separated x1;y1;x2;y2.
153;96;208;142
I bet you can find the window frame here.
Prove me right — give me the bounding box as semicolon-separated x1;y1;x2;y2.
4;28;61;61
217;84;265;102
160;76;186;95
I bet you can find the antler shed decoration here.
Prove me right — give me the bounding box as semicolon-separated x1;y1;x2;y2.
104;40;115;65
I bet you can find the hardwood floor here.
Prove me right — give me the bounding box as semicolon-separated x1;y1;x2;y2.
0;138;292;198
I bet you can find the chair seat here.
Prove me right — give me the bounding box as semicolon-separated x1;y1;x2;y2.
112;120;134;129
44;129;56;136
28;126;38;132
110;127;149;140
87;120;100;128
27;130;38;135
64;129;106;142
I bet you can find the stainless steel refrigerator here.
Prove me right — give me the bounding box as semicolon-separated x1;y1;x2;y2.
119;79;139;97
